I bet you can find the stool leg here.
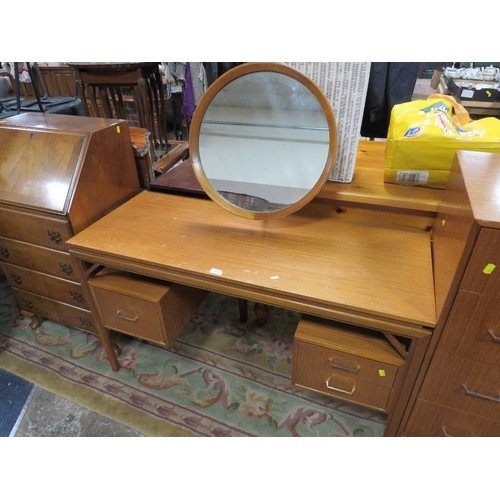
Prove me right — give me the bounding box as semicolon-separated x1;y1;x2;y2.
238;298;248;323
254;303;270;326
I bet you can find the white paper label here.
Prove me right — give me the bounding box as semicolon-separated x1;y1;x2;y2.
461;89;475;99
396;171;429;185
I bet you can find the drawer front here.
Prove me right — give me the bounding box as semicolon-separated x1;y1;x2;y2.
2;262;88;309
461;228;500;297
90;286;167;345
404;399;500;437
419;351;500;422
293;340;397;411
0;206;72;249
439;291;500;365
12;288;95;334
0;237;78;282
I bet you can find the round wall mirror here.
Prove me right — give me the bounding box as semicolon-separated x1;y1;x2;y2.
189;62;338;219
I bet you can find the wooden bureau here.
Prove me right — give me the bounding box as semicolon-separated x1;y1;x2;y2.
0;113;141;333
402;151;500;436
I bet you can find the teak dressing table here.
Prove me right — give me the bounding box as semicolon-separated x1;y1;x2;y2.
67;140;442;436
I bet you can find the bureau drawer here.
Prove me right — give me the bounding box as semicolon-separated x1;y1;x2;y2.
0;206;72;249
11;288;95;334
419;351;500;422
0;237;79;282
88;269;208;346
439;291;500;365
404;399;500;437
292;316;405;412
2;262;88;309
460;228;500;297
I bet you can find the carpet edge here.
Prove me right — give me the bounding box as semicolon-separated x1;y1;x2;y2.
0;351;197;437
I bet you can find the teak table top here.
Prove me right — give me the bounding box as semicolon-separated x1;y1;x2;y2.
68;188;436;338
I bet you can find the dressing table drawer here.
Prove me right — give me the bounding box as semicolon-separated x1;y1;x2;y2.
88;269;208;347
292;316;405;412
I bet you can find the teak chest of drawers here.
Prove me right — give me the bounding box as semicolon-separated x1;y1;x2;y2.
402;151;500;436
0;113;140;333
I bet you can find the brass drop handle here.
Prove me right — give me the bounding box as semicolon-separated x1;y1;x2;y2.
70;292;83;303
326;377;356;395
462;383;500;403
47;231;62;244
488;329;500;342
116;310;139;323
10;273;22;285
59;263;73;275
79;318;92;328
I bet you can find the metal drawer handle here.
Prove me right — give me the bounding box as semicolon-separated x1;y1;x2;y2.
47;231;62;244
488;329;500;342
462;383;500;403
441;426;475;437
0;247;10;258
59;263;73;275
441;426;454;437
326;378;356;395
10;273;22;285
329;360;359;373
70;291;83;303
116;310;139;323
79;318;92;328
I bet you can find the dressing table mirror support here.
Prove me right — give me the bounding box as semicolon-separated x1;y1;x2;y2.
189;62;338;220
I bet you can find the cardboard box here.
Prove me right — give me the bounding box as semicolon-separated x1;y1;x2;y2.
444;75;500;102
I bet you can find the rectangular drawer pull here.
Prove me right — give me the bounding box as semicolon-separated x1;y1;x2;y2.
488;329;500;342
329;360;359;373
462;383;500;403
326;377;356;395
116;309;139;323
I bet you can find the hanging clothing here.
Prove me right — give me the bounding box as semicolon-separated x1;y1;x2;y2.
360;62;421;138
203;62;244;87
181;62;196;123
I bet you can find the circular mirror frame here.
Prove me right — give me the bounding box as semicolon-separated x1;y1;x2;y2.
189;62;338;220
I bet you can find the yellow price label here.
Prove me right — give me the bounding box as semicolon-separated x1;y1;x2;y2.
378;369;386;377
483;263;496;275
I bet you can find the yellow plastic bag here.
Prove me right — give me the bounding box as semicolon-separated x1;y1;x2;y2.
385;94;500;189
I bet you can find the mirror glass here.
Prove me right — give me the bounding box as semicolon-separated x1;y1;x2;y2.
189;63;338;219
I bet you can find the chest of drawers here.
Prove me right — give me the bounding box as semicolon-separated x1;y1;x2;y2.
403;151;500;436
0;113;140;333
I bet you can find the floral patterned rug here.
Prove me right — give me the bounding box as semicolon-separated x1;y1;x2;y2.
0;275;386;437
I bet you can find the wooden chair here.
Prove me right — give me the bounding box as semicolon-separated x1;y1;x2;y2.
0;63;82;116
